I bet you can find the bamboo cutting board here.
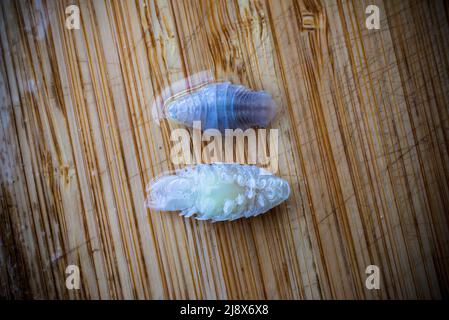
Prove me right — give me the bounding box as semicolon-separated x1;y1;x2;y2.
1;0;449;299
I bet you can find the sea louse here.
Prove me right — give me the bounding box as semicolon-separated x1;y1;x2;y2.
145;163;290;222
163;82;277;132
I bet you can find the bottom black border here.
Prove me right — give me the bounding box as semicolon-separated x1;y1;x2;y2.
1;300;448;319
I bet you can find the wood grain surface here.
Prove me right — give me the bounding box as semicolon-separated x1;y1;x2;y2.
1;0;449;299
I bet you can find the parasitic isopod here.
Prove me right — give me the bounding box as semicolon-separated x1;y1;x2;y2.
162;82;277;132
145;163;290;222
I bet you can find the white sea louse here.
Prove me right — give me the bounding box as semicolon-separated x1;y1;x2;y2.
164;82;277;132
145;163;290;222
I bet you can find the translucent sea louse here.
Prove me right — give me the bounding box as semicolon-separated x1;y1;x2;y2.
151;72;277;132
145;163;290;222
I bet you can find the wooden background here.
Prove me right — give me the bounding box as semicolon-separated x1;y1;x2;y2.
1;0;449;299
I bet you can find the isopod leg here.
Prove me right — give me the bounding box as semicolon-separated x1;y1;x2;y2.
180;207;197;218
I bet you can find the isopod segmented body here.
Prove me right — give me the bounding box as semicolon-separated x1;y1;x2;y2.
145;163;290;222
165;82;277;132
